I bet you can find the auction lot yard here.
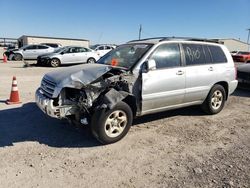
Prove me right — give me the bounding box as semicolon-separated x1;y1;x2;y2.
0;61;250;188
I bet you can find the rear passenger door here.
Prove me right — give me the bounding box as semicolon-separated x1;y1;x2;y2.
75;47;89;63
182;43;217;103
36;45;50;57
141;43;186;113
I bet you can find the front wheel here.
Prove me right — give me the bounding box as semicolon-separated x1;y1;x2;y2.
91;101;133;144
50;58;60;67
201;84;226;115
87;58;96;64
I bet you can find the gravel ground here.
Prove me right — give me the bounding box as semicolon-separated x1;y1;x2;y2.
0;61;250;188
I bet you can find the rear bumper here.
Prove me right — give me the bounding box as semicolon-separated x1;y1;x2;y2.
229;80;238;95
35;88;76;119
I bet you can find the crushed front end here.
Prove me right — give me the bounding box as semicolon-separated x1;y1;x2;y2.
35;64;137;125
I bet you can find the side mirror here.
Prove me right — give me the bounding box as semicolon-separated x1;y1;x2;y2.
60;52;64;55
23;49;26;51
147;59;156;71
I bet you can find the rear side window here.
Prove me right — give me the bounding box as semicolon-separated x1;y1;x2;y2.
208;45;227;63
203;45;213;64
149;43;181;69
182;44;206;66
37;45;49;49
106;46;112;50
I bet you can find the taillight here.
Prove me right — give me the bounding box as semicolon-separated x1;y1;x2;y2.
234;64;237;80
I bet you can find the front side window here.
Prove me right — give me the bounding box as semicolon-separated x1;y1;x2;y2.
25;45;37;50
98;43;152;69
149;43;181;69
182;44;206;66
98;46;105;50
64;47;76;53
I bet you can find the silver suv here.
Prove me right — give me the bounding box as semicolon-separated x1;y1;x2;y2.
35;37;238;144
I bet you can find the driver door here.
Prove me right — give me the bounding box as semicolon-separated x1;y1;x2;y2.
60;47;77;64
141;43;186;114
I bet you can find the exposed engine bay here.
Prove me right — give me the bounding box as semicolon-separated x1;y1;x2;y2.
36;64;139;125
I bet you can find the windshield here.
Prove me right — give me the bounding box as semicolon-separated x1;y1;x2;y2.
90;45;99;50
97;43;152;69
54;47;68;53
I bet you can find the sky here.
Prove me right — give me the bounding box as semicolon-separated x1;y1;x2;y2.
0;0;250;44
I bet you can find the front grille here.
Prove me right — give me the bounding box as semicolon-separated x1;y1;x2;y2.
40;76;56;98
237;71;250;81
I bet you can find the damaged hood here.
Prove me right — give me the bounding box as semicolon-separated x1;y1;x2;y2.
45;63;112;89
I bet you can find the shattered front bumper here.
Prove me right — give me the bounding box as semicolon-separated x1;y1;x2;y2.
35;88;76;119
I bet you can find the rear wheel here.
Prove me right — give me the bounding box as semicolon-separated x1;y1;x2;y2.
50;58;60;67
87;58;96;64
91;101;133;144
202;84;226;114
14;53;23;61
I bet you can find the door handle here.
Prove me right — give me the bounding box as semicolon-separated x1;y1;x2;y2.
208;67;214;71
176;70;184;75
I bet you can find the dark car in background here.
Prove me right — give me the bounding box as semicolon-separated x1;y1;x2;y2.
3;46;17;60
237;64;250;89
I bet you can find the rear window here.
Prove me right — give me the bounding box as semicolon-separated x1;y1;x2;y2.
208;45;227;63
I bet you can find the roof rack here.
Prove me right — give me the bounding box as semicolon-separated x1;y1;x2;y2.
160;37;222;44
128;37;165;43
128;37;223;44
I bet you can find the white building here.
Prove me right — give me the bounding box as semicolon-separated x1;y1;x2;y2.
215;38;249;52
18;35;90;48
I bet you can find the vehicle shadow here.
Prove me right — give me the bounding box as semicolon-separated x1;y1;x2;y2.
0;102;100;148
133;106;204;125
232;88;250;98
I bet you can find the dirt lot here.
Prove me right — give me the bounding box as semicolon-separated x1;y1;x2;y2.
0;61;249;188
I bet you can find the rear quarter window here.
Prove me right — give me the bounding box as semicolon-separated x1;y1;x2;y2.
208;45;227;63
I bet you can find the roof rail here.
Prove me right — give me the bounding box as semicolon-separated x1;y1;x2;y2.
160;37;222;44
128;37;165;43
128;37;223;44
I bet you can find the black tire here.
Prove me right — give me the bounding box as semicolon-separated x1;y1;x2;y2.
91;101;133;144
50;58;60;67
87;58;96;64
14;53;23;61
201;84;226;115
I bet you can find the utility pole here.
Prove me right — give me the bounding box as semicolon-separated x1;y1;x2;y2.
247;28;250;51
139;24;142;40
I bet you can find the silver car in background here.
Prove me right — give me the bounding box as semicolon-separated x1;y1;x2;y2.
13;44;55;60
36;37;238;144
37;46;100;67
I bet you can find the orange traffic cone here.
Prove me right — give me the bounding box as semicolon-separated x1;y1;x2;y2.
6;76;22;105
3;54;7;63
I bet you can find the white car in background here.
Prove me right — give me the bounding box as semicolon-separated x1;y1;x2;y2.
13;44;55;60
37;46;100;67
90;44;116;57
